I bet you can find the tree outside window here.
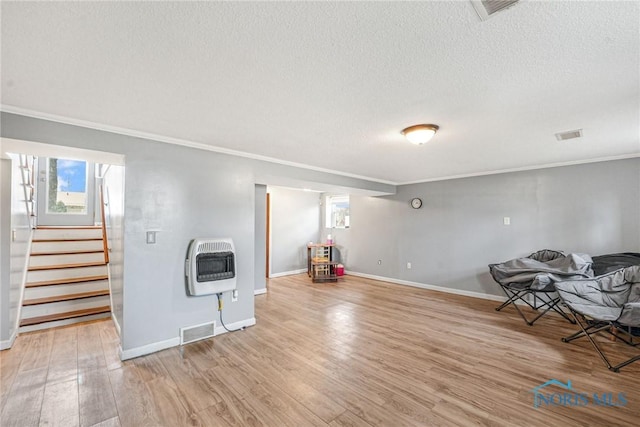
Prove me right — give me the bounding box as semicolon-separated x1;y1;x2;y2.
326;195;350;229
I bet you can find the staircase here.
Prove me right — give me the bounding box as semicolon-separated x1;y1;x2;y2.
19;226;111;332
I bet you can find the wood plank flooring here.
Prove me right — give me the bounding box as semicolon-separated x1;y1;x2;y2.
1;274;639;426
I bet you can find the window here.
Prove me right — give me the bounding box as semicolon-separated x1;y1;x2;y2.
325;195;350;229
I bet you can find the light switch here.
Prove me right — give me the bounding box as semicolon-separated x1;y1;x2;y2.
503;217;511;226
146;231;157;244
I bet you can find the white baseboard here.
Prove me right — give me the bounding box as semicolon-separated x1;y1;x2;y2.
119;317;257;361
214;317;256;336
111;313;121;337
269;268;306;278
347;271;506;302
120;336;181;361
254;288;267;295
0;329;18;350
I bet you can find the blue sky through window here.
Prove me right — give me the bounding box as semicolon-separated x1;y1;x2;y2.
56;159;86;192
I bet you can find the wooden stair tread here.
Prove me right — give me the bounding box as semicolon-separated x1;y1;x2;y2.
20;306;111;327
36;226;101;229
32;238;103;242
23;290;110;306
30;250;104;256
28;261;106;271
26;275;109;288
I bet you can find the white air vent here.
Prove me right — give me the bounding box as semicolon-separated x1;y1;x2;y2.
471;0;520;21
180;321;216;345
555;129;583;141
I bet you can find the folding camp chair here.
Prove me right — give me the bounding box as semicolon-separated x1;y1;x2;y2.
555;266;640;372
489;249;576;326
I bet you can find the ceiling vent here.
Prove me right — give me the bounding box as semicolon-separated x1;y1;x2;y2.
471;0;520;21
555;129;583;141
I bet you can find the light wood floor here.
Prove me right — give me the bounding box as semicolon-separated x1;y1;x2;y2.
1;274;639;426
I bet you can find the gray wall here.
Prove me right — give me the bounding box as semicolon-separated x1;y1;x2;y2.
347;158;640;297
269;187;320;275
0;158;10;345
1;112;391;352
254;185;267;292
103;165;125;332
0;156;32;347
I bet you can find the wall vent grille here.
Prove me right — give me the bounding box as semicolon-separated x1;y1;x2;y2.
198;241;233;253
180;321;216;345
555;129;583;141
471;0;520;21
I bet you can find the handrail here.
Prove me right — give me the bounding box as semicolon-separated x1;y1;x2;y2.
17;154;37;228
99;184;110;264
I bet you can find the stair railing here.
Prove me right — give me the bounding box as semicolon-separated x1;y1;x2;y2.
99;184;110;264
14;154;37;338
18;154;37;228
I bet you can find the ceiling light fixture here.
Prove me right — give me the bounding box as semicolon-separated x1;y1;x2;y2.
401;124;439;145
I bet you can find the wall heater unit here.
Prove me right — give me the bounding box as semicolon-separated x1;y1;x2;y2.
186;237;237;296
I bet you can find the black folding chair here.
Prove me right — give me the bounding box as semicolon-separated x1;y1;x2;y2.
489;250;575;326
556;266;640;372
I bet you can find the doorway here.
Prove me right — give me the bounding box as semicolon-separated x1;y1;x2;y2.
1;137;125;344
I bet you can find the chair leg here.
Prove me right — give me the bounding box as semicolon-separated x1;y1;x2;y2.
562;310;640;372
495;286;542;325
519;292;574;326
561;319;610;343
495;287;529;311
545;297;576;324
611;355;640;373
495;287;574;326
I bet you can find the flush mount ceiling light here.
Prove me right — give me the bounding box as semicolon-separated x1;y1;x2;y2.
401;124;439;145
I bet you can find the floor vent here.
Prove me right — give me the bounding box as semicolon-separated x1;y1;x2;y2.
555;129;583;141
180;321;216;345
471;0;520;21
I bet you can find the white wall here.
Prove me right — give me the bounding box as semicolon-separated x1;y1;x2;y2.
103;164;125;334
0;155;32;348
0;158;11;347
268;187;321;275
254;184;267;293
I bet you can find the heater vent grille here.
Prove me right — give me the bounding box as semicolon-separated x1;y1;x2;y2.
471;0;520;21
198;241;233;253
180;321;216;345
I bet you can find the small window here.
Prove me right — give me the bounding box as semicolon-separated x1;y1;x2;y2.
326;195;350;229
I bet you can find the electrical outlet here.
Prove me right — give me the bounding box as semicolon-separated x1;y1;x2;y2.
407;262;412;269
503;217;511;226
232;289;238;302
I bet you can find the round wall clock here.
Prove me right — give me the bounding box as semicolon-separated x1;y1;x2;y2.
410;198;423;209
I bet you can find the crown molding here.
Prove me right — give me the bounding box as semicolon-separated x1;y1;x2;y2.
398;153;640;186
3;104;637;188
0;104;396;186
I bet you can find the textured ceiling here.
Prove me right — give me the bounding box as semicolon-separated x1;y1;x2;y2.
1;1;638;184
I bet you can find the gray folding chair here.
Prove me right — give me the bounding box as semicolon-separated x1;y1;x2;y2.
555;266;640;372
490;250;577;326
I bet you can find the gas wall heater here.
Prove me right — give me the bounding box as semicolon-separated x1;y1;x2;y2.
186;237;237;296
